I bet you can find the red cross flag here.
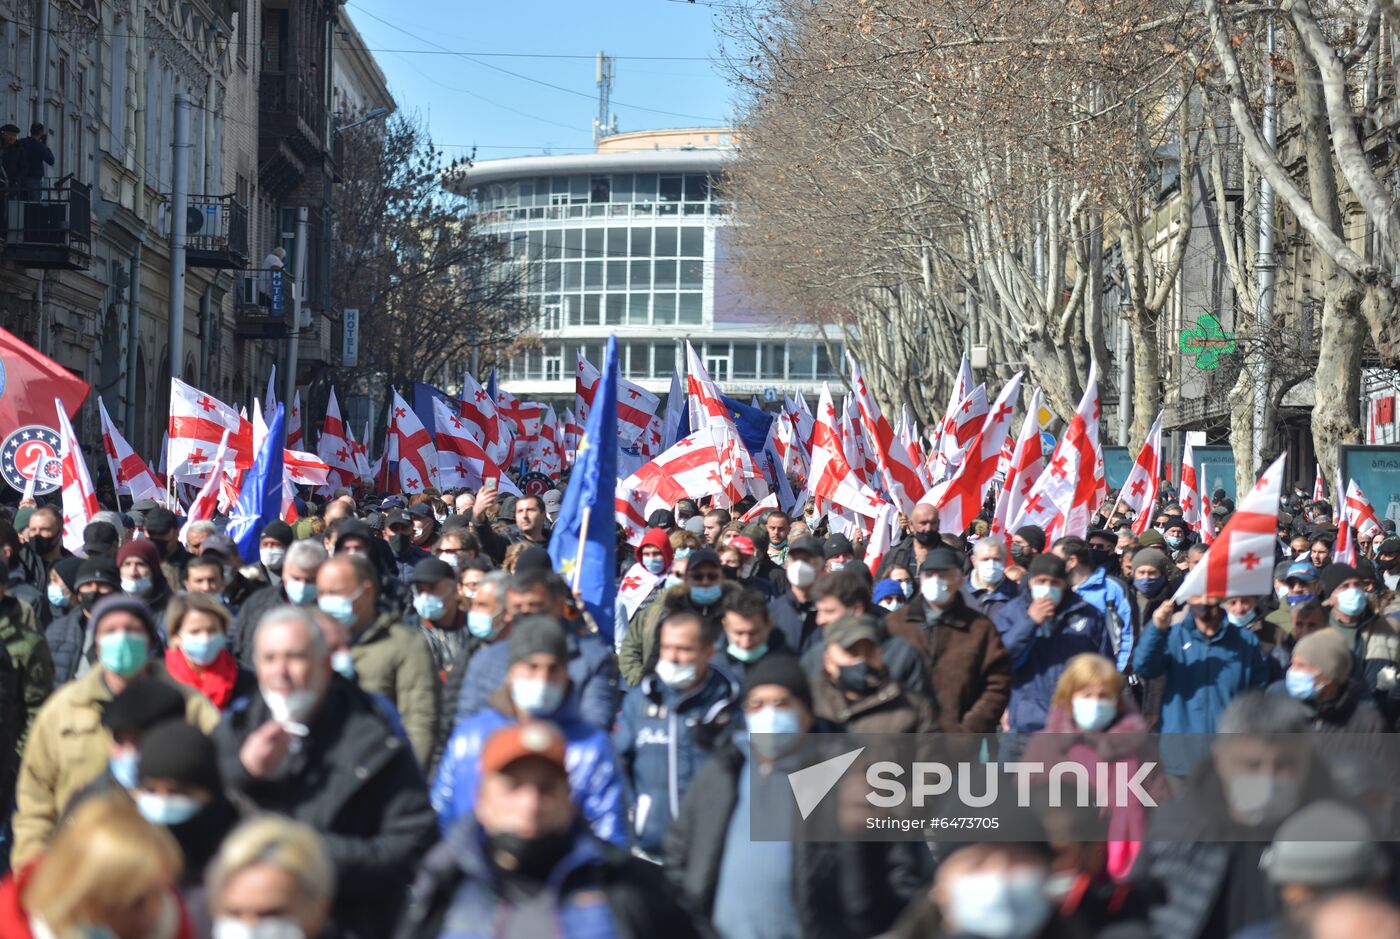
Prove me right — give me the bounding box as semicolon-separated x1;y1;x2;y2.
432;396;522;496
1174;453;1286;600
930;383;988;484
1344;479;1384;542
168;378;252;478
577;351;660;447
864;501;899;576
316;387;357;491
930;351;974;472
619;426;730;524
180;431;231;544
809;383;883;520
1179;440;1213;544
1313;464;1325;503
931;372;1023;535
55;399;100;555
846;353;927;513
684;342;752;500
98;397;164;505
459;371;513;467
618;561;664;621
615;482;649;547
390;388;439;494
1120;411;1164;535
1009;364;1102;540
991;387;1046;543
286;391;304;449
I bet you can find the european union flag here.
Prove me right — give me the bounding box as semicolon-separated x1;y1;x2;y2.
412;381;455;438
548;337;619;643
674;392;774;456
227;402;285;563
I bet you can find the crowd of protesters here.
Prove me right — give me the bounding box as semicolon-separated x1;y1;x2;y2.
0;478;1396;939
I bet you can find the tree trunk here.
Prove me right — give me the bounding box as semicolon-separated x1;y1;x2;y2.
1129;314;1160;449
1311;272;1364;483
1227;365;1257;497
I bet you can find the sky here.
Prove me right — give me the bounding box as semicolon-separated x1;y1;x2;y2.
344;0;741;163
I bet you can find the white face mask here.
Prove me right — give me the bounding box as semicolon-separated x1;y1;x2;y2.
921;575;952;606
261;688;318;730
510;678;564;716
260;546;287;569
212;917;306;939
1224;773;1300;827
977;558;1006;585
946;869;1052;939
786;559;817;589
655;658;699;689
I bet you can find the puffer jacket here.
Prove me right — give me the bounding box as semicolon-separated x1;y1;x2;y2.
431;686;627;846
11;662;220;867
454;626;620;732
349;611;440;767
394;816;709;939
0;595;53;761
44;605;88;684
1073;566;1137;670
619;581;740;686
993;591;1110;734
613;666;740;854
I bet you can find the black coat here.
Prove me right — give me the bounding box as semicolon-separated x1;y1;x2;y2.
212;675;439;939
663;736;921;939
45;606;87;684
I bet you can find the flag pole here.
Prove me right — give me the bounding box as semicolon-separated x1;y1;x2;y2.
571;505;591;591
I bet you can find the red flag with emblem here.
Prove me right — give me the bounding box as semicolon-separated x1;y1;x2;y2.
1009;364;1102;540
98;397;164;505
1120;412;1164;535
931;372;1023;535
55;399;100;554
1174;453;1286;600
0;327;90;429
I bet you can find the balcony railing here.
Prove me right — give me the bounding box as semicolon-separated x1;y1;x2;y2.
233;268;295;338
185;194;249;269
1;177;92;270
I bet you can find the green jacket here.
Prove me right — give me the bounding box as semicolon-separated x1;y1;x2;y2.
349;611;440;767
0;595;53;759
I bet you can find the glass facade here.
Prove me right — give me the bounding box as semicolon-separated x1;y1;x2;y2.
473;162;840;389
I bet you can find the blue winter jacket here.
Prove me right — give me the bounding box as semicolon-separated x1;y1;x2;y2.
1131;611;1272;774
613;665;741;853
431;687;628;845
456;627;621;732
1072;566;1137;670
993;591;1110;733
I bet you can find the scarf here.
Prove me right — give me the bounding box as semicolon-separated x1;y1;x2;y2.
165;645;239;710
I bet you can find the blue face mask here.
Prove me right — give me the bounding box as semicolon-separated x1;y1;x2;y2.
98;632;149;678
1226;608;1257;628
47;584;67;608
674;548;691;560
1336;587;1369;617
642;556;666;576
181;633;226;667
284;578;317;605
1071;697;1117;732
1029;583;1063;605
1134;575;1164;596
1165;535;1185;549
109;750;139;790
413;593;447;622
317;594;358;625
690;583;723;606
135;792;202;827
1285;667;1319;700
1286;592;1315;607
467;610;499;640
747;706;801;756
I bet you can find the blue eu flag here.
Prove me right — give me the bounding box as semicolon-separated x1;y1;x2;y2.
227;402;286;563
548;337;619;643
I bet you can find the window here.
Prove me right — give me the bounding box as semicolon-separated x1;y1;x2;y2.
544;352;563;382
789;342;815;380
654;260;677;289
653;343;676;378
653;294;676;326
655;227;678;257
585;260;604;290
606;260;627;288
585;227;604;259
680;227;704;257
684;174;707;201
629;227;650;256
659;175;683;203
634;173;657;201
612;174;633;202
563;262;582;289
570;176;589;202
583;295;601;325
678;293;703;325
680;259;704;290
564;227;582;258
565;296;581;326
627;293;649;325
590;176;610;203
630;259;650;288
542;303;561;331
625;341;649;377
733;343;758;379
606;227;627;257
762;343;786;379
815;342;835;378
705;354;730;382
544;229;561;259
605;293;625;325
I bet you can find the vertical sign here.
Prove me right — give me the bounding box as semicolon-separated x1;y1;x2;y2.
341;308;359;367
268;269;285;318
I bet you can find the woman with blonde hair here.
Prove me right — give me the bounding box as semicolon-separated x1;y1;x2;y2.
0;791;192;939
1023;653;1169;880
207;817;335;939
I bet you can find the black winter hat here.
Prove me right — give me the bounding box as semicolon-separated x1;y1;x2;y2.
514;545;554;574
101;679;187;734
1014;525;1047;554
411;557;456;584
143;507;178;536
1319;563;1361;598
261;520;295;545
1026;554;1068;581
75;556;121;590
138;720;222;794
508;615;569;666
743;653;812;711
822;534;854;559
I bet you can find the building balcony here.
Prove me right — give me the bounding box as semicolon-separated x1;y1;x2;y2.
1;179;92;270
232;269;294;338
259;71;327;197
185;194;249;269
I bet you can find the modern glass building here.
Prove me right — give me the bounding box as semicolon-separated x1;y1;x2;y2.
448;128;842;403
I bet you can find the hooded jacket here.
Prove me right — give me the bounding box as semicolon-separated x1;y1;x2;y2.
993;590;1111;734
619;581;741;686
431;685;627;846
614;665;741;853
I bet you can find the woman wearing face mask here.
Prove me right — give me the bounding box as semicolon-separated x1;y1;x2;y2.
0;791;193;939
134;721;251;934
874;578;910;613
164;593;256;711
207;817;335;939
117;539;173;632
1024;654;1170;881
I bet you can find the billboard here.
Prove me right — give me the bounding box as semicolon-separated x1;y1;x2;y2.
1102;446;1132;490
1192;445;1237;503
1341;444;1400;527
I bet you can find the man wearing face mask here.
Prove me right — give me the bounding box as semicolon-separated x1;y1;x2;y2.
1005;525;1047;584
1271;628;1387;734
232;539;328;666
964;537;1020;617
810;613;937;734
44;556;123;684
621;547;736;687
13;595;219;866
1319;562;1400;723
876;502;940;581
614;609;740;858
1160;516;1193;555
406;558;473;680
665;655;918;939
401;722;705;939
1133;592;1272;782
382;509;433;586
15;506;68;591
1053;536;1137;672
316;554;439;766
140;507;192;588
431;616;626;845
250;520;295;590
213;606;438;939
821;533;856;574
1136;692;1332;939
407;502;439;552
767;536;823;651
883;839;1063;939
1375;536;1400;592
994;555;1110;748
886;548;1011;733
719;588;792;678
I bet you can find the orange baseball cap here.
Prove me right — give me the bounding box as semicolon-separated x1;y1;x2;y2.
479;721;568;776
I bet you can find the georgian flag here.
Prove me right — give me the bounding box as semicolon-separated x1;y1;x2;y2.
390;388;439;493
1174;453;1286;600
56;399;100;555
168;378;252;478
1179;441;1213;544
929;372;1023;536
930;383;988;484
576;351;660;447
316;387;358;491
808;383;883;520
1121;411;1164;535
1009;364;1102;540
617;562;664;621
991;387;1046;543
846;353;926;512
98;397;164;505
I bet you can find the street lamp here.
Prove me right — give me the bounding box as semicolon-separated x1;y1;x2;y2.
335;107;390;135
